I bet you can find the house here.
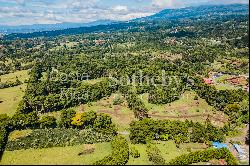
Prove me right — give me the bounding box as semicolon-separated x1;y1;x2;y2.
212;142;228;149
203;78;214;85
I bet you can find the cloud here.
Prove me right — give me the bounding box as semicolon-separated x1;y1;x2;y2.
151;0;249;9
0;0;248;26
112;5;128;12
152;0;184;9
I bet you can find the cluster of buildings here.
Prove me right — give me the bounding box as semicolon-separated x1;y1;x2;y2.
203;72;249;92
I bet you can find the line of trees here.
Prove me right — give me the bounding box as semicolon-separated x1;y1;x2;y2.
129;118;225;144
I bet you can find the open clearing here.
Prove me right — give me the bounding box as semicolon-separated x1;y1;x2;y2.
128;140;205;165
141;91;227;126
0;70;29;115
42;91;227;130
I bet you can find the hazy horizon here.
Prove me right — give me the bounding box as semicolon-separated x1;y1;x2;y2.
0;0;249;26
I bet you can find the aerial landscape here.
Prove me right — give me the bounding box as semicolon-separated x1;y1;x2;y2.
0;0;249;165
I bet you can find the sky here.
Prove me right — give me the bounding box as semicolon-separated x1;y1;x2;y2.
0;0;249;26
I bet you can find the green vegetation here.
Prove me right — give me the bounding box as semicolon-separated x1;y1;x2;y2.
129;118;225;144
0;4;248;165
169;148;238;165
146;143;166;165
39;116;57;129
130;147;140;158
6;128;114;151
94;135;129;165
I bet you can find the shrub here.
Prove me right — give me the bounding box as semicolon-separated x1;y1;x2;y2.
59;109;76;128
113;95;123;105
0;114;10;160
130;147;140;158
94;135;129;165
0;114;10;128
40;116;57;129
146;143;165;165
11;111;39;129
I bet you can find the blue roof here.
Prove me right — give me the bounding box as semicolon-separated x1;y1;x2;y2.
212;142;228;149
233;144;245;154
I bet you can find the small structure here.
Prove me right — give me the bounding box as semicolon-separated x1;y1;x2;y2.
243;85;249;92
233;144;246;160
203;78;214;85
212;72;223;79
212;142;228;149
94;39;105;45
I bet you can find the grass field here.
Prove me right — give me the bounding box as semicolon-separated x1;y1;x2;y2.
42;90;226;131
140;91;227;126
0;84;26;115
214;83;240;90
0;70;29;83
128;140;206;165
0;142;112;165
0;139;206;165
75;93;135;131
0;70;29;115
141;91;215;116
42;93;135;131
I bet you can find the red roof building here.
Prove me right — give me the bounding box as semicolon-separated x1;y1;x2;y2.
203;78;214;85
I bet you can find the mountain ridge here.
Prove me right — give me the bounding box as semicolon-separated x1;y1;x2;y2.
2;4;249;39
0;19;116;34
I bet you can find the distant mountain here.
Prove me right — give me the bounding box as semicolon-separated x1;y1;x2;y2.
137;4;249;21
0;20;115;34
3;4;249;40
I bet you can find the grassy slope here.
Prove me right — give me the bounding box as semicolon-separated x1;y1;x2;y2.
128;140;205;165
0;84;26;115
0;140;205;165
0;142;112;165
0;70;29;83
141;91;215;115
0;70;29;115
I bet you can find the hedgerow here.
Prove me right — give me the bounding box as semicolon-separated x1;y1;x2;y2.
0;127;8;159
129;118;225;144
6;128;115;151
0;114;10;160
168;148;238;165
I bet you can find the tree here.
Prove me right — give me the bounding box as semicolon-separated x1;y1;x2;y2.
40;115;57;128
59;109;76;128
